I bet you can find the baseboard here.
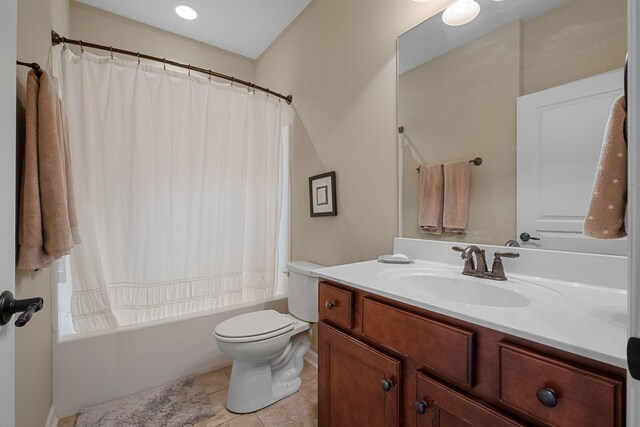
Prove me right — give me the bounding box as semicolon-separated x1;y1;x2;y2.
46;404;58;427
304;350;318;369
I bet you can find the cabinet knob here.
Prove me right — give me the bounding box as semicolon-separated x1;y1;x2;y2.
325;300;335;310
381;379;393;391
536;387;558;408
415;400;428;415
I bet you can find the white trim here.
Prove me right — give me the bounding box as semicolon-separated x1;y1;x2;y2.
45;404;58;427
304;349;318;369
627;0;640;423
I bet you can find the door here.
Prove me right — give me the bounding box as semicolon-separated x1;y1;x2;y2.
318;322;401;427
415;373;524;427
517;69;627;255
0;1;17;426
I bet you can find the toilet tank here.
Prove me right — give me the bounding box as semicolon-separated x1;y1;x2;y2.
287;261;324;322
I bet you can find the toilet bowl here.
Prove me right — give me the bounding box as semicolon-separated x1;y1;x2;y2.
213;261;323;413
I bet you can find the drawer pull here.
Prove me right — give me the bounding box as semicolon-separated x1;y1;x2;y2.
381;379;393;391
536;387;558;408
415;400;428;415
325;300;335;310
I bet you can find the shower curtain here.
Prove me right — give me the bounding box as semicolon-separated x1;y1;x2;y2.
59;50;284;334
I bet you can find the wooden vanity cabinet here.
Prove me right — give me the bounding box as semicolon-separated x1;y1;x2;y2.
318;322;401;427
317;280;626;427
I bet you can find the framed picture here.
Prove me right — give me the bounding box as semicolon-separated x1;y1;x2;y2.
309;171;337;217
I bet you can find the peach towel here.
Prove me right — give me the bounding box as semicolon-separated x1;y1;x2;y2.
418;164;444;235
584;95;627;239
443;160;471;234
17;70;81;270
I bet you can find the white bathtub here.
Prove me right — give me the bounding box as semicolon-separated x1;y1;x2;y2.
53;296;288;417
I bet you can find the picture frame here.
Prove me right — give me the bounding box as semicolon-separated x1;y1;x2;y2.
309;171;337;217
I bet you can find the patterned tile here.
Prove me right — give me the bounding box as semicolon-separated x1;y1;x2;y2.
57;414;78;427
301;361;317;382
255;392;317;427
198;369;231;394
193;389;241;427
299;377;318;404
222;364;233;378
214;413;264;427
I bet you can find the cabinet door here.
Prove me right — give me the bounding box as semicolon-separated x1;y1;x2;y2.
318;322;401;427
416;373;524;427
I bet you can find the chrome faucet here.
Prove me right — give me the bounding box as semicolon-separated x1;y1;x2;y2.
452;245;487;277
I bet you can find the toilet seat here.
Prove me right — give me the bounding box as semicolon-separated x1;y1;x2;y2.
215;310;294;343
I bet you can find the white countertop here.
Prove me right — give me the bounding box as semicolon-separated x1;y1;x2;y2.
313;259;628;369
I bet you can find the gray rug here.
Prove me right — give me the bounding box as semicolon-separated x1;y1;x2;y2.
76;377;215;427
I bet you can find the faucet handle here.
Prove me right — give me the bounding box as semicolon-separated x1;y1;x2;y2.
494;252;520;259
451;246;465;253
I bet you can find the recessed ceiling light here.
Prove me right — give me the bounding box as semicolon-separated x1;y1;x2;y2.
175;5;198;20
442;0;481;26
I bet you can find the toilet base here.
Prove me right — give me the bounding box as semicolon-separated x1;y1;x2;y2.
226;332;311;413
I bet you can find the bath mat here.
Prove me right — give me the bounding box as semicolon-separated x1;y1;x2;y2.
76;377;215;427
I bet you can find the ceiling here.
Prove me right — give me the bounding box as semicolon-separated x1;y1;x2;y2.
398;0;569;75
76;0;312;60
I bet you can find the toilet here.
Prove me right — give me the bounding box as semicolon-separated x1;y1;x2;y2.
214;261;323;413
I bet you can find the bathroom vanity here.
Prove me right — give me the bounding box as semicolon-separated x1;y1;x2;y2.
314;248;627;427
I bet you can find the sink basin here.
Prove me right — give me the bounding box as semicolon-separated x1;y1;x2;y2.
380;269;562;308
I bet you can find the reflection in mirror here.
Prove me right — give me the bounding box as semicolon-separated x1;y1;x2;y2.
398;0;628;255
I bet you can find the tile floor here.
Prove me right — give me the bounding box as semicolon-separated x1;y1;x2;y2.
58;362;318;427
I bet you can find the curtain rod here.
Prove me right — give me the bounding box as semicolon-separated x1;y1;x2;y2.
51;30;292;105
17;60;43;77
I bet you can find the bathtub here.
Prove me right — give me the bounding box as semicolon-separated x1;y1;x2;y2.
53;296;288;417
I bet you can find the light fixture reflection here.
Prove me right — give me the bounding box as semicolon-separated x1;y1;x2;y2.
442;0;481;26
175;4;198;20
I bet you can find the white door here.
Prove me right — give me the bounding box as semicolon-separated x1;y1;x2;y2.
517;69;627;255
0;2;17;426
627;0;640;424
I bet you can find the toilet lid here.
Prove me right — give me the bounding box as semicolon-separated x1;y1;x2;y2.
215;310;294;340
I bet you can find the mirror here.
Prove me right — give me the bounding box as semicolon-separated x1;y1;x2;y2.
398;0;627;255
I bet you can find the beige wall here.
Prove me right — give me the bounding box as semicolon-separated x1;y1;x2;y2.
69;1;255;83
16;0;69;425
399;21;521;246
523;0;627;95
256;0;453;268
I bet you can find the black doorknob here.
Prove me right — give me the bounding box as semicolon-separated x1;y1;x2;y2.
415;401;428;414
520;232;541;242
381;379;393;391
536;387;558;408
0;291;44;327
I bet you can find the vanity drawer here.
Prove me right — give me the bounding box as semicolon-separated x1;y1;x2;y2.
318;282;354;329
362;298;475;387
498;342;624;427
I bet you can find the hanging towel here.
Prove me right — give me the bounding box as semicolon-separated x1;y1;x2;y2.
17;70;80;270
443;160;471;234
584;95;627;239
418;164;444;235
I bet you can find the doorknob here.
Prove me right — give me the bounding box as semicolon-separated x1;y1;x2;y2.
0;291;44;327
520;232;541;242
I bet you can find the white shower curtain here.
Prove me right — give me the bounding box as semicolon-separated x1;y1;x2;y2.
60;50;284;334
